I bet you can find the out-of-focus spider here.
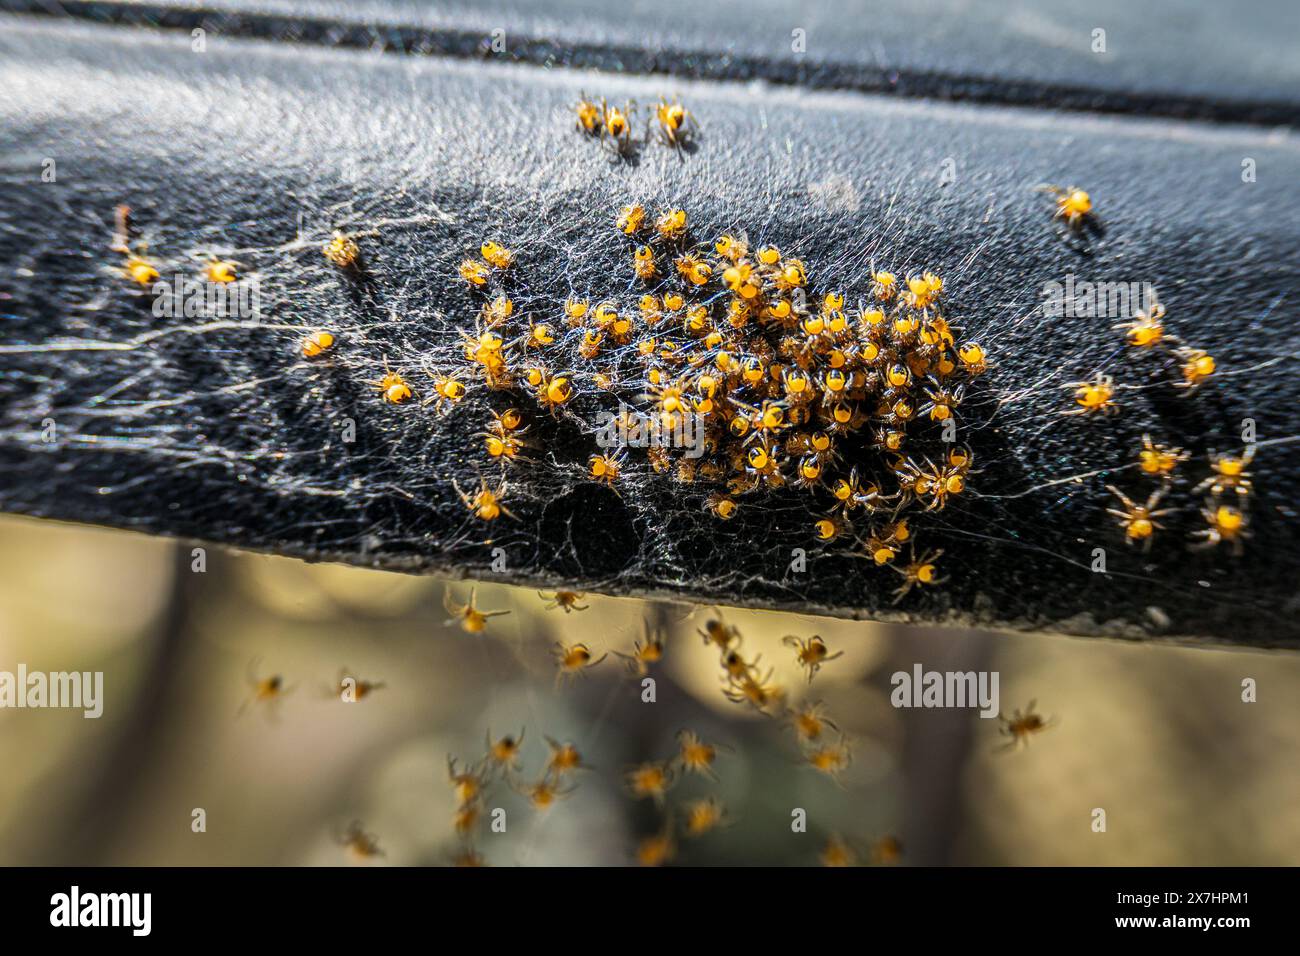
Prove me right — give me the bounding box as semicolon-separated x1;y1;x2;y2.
615;622;666;676
782;635;844;683
683;797;728;837
625;761;675;804
1138;434;1188;478
1039;184;1094;230
539;590;588;613
239;658;294;718
335;820;384;862
675;730;727;780
1190;502;1250;555
651;96;696;149
997;700;1055;751
443;587;510;634
1194;446;1255;500
553;641;608;683
788;701;839;743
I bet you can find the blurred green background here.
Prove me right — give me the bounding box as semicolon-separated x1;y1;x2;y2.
1;512;1297;865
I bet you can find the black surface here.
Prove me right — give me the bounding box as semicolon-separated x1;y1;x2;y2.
0;12;1297;647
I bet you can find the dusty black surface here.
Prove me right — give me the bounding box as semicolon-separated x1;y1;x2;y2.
0;12;1297;647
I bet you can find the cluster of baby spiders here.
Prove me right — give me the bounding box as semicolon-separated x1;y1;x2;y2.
629;728;732;866
442;730;589;866
574;94;697;158
301;204;991;606
1064;293;1218;417
237;659;385;720
699;616;854;783
1105;434;1255;556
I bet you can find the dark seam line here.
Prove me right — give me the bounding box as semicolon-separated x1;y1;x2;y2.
4;0;1300;127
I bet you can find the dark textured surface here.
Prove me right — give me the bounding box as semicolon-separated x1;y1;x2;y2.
1;15;1298;647
5;0;1300;124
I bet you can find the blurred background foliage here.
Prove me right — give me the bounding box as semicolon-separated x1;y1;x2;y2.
0;512;1297;866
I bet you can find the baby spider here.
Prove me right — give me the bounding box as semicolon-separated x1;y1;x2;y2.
1190;502;1250;555
957;342;989;376
481;425;531;464
912;458;969;512
370;361;413;404
998;700;1055;751
301;330;335;358
539;590;588;613
722;667;785;714
698;615;740;652
654;208;688;242
321;231;360;269
1115;298;1170;348
787;701;839;743
782;635;844;683
532;369;575;415
676;729;726;780
704;493;739;520
423;371;467;414
636;828;676;867
447;756;487;805
553;641;608;683
1040;184;1094;231
890;548;944;603
1063;374;1118;416
599;98;636;156
544;737;588;777
1106;485;1173;550
1194;446;1255;500
625;761;676;804
453;476;516;522
238;658;294;717
918;380;966;422
615;621;666;676
1174;347;1216;392
574;95;603;134
204;258;239;284
485;729;526;772
683;797;728;837
335;821;384;862
443;587;510;634
331;668;386;702
588;451;627;486
1138;434;1189;478
804;736;853;784
615;203;646;235
514;776;575;812
480;241;514;270
651;96;695;148
458;259;490;286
